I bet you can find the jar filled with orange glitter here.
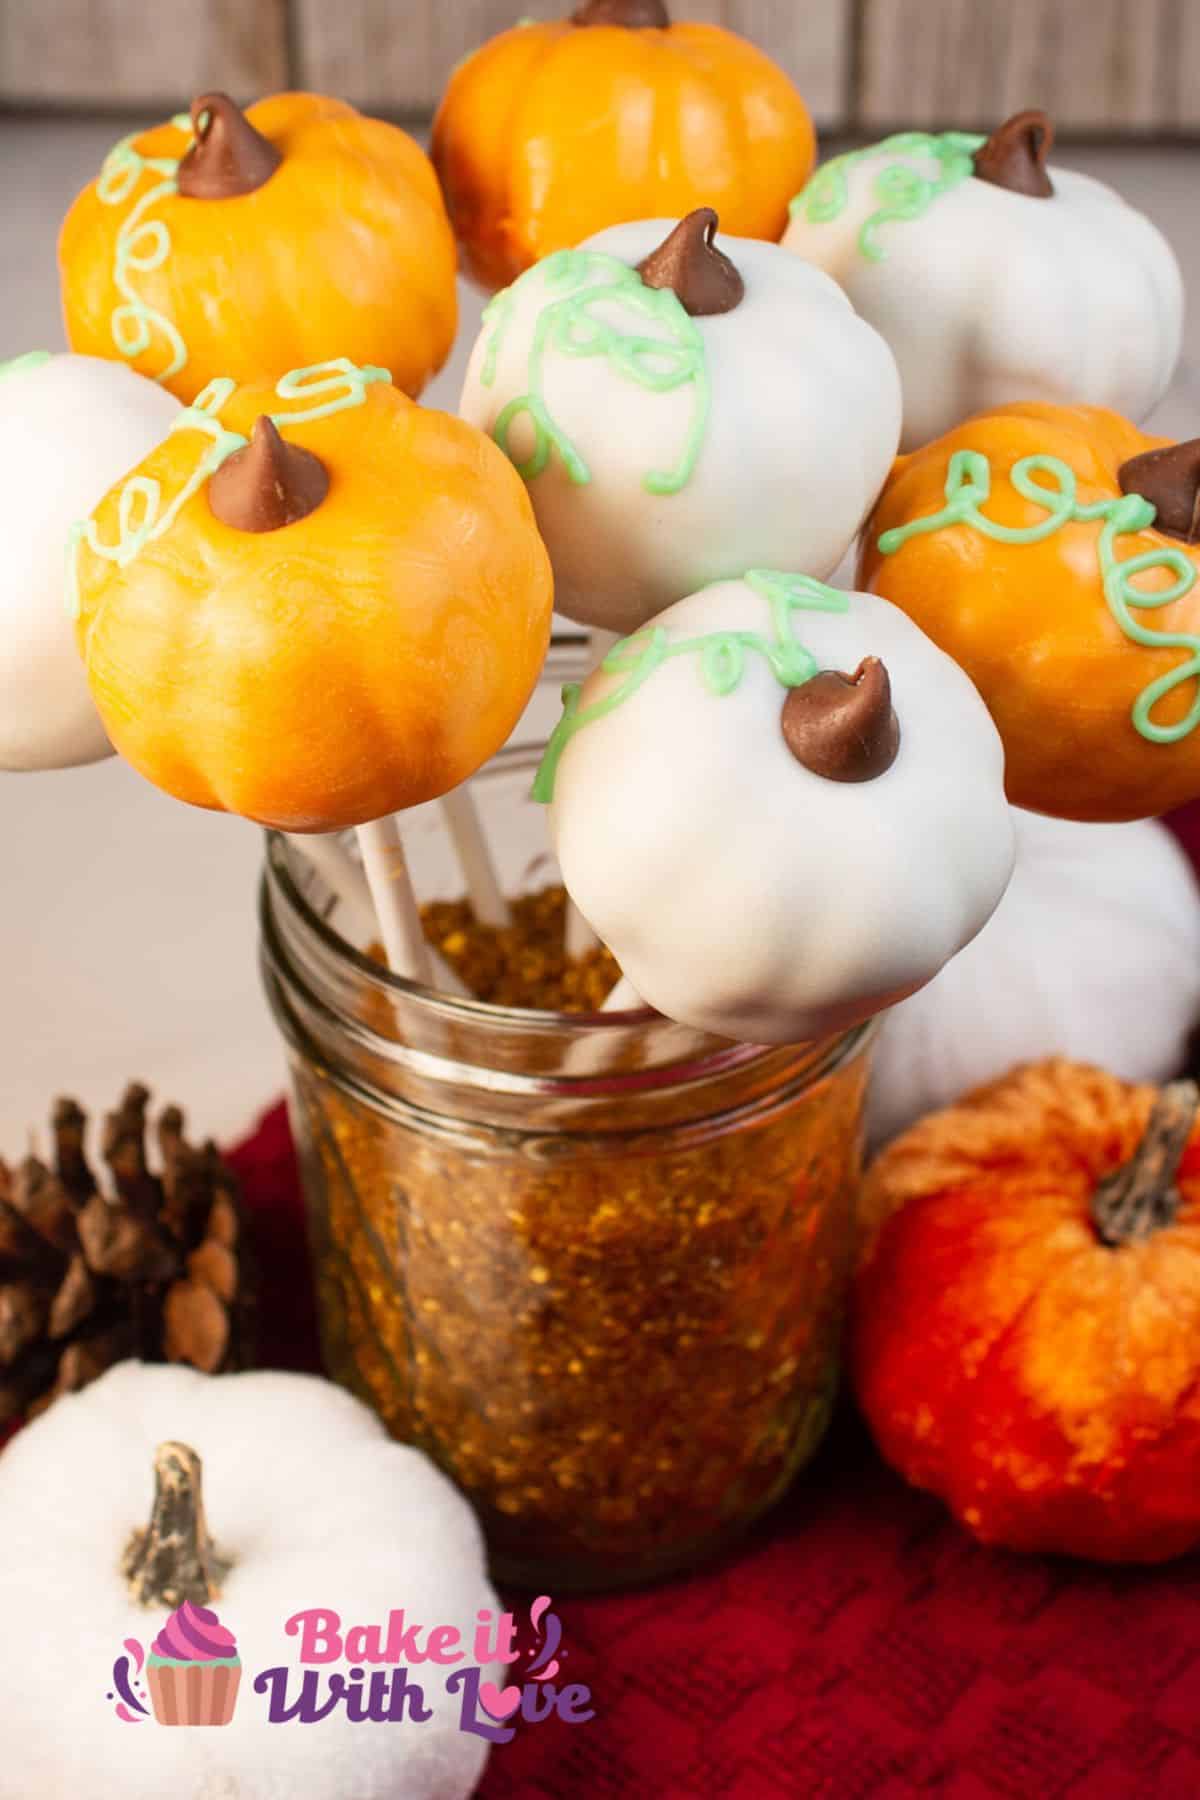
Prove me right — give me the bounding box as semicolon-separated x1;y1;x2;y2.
260;652;873;1591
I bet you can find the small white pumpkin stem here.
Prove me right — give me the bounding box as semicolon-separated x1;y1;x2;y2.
122;1440;231;1610
1091;1080;1199;1247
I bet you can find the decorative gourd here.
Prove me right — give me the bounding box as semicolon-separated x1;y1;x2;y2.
854;1061;1200;1564
540;571;1014;1044
0;1361;498;1797
432;0;815;291
0;350;177;771
460;212;901;634
60;92;458;405
868;809;1200;1148
859;402;1200;822
783;112;1182;450
70;359;553;833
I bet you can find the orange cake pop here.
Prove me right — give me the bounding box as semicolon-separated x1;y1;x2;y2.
859;402;1200;823
432;0;815;290
69;359;553;833
60;93;457;405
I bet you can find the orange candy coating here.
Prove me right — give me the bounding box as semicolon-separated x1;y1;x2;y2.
859;403;1200;823
60;93;458;405
432;19;815;291
72;374;554;833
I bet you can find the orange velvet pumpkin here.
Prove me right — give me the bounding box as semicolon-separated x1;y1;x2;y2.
60;92;458;406
854;1059;1200;1564
858;403;1200;823
431;0;815;291
70;360;553;833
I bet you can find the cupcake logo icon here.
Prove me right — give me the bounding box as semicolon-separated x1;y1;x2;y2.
109;1601;242;1727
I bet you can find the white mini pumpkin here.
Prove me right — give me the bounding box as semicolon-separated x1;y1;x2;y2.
542;571;1015;1044
868;809;1200;1148
459;211;901;635
0;1361;500;1800
783;113;1182;452
0;350;179;770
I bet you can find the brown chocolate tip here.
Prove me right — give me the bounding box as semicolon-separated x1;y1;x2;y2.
208;416;329;533
780;658;901;783
572;0;669;26
176;93;282;200
636;209;744;317
973;109;1055;198
1119;439;1200;545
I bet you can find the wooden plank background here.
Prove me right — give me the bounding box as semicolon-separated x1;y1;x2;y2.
1;0;1198;134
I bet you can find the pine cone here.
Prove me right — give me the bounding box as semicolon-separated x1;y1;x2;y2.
0;1086;255;1426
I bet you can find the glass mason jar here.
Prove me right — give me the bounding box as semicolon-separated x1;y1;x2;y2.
259;647;873;1592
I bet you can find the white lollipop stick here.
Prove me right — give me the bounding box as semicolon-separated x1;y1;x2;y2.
288;830;470;997
602;975;645;1013
563;628;619;958
440;784;511;928
354;817;433;985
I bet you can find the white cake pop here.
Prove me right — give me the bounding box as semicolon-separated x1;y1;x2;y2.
0;350;179;770
539;571;1015;1045
783;112;1182;453
459;210;901;635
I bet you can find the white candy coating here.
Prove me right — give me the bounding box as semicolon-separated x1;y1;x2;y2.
783;140;1183;452
459;222;902;635
0;352;178;771
548;577;1016;1045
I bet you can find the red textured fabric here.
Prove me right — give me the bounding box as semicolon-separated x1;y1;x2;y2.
228;1090;1200;1800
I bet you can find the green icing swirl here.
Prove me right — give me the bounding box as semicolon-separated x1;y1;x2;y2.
94;114;193;383
532;570;850;803
789;130;986;263
479;248;710;497
877;450;1200;745
0;350;52;383
67;358;390;618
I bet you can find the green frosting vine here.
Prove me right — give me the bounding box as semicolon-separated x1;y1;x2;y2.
480;248;710;497
67;358;390;618
878;450;1200;745
789;130;987;262
532;570;850;803
0;350;52;383
94;114;194;383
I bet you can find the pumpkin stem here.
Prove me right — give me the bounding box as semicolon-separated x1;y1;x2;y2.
208;416;330;533
572;0;669;26
780;657;901;783
636;209;745;317
176;93;282;201
1091;1080;1199;1247
1118;440;1200;545
973;110;1055;198
123;1439;232;1610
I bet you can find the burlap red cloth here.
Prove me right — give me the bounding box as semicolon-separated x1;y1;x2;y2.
228;807;1200;1800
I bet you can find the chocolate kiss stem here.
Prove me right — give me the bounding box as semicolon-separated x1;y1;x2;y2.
1118;439;1200;545
122;1441;232;1610
780;658;901;783
176;92;282;200
973;109;1055;198
573;0;669;24
208;416;329;533
636;209;744;317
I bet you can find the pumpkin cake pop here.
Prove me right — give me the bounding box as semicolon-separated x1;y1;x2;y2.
69;358;553;832
60;93;458;405
859;402;1200;823
783;112;1182;451
460;211;902;634
0;349;178;772
432;0;815;291
537;570;1014;1044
